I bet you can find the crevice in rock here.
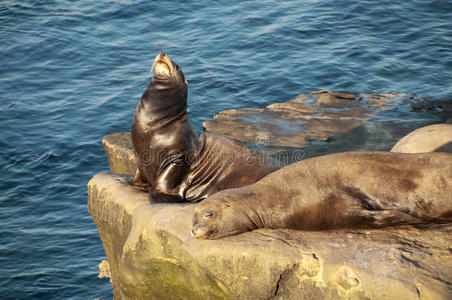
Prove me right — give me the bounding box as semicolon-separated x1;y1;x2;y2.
255;231;294;247
274;273;282;297
270;264;298;299
400;254;423;269
398;239;432;255
432;276;451;286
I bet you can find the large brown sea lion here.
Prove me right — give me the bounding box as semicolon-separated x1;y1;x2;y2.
131;54;279;203
391;124;452;153
191;152;452;239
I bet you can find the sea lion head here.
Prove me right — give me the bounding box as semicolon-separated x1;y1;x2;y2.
190;191;254;240
151;53;187;86
139;53;188;113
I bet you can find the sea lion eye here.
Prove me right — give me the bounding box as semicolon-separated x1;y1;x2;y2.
203;210;215;219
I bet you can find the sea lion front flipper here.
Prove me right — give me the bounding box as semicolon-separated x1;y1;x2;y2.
130;168;151;188
150;157;189;203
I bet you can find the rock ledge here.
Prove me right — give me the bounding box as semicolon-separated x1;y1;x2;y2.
88;173;452;299
89;91;452;299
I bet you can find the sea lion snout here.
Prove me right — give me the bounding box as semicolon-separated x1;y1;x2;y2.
153;53;174;79
191;215;215;239
190;226;213;239
191;207;220;239
151;53;188;85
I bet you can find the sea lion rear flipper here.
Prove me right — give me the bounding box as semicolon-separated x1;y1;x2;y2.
360;209;426;228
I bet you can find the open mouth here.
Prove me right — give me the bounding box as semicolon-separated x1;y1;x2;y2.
154;62;171;78
153;53;173;79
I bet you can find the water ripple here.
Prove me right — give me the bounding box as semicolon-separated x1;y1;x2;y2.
0;1;451;298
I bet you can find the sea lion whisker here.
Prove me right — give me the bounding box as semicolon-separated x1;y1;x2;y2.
150;61;156;76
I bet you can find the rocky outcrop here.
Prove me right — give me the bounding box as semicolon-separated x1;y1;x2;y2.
102;132;136;175
102;91;450;174
89;91;452;299
88;173;452;299
202;90;447;161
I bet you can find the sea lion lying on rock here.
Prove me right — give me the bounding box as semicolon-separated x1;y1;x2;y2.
131;54;278;203
391;124;452;153
191;152;452;239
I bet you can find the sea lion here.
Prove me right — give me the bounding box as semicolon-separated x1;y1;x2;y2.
191;152;452;239
391;124;452;153
131;53;279;203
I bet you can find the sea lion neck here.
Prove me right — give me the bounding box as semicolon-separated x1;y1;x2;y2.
150;77;185;90
140;81;188;116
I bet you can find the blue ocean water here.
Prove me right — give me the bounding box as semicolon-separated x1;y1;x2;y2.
0;1;451;298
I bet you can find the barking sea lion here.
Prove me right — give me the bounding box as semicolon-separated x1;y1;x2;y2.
131;54;279;203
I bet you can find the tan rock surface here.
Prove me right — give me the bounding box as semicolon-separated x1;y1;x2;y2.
88;173;452;299
90;91;452;299
102;132;136;175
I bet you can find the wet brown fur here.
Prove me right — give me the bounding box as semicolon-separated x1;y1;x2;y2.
192;152;452;239
131;54;279;203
